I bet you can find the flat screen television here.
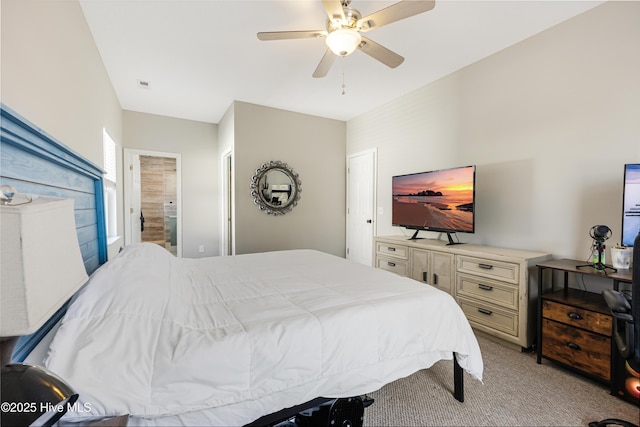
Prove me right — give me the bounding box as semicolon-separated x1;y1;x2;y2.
392;165;475;244
622;163;640;247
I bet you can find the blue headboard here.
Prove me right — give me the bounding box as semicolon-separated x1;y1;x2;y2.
0;104;108;360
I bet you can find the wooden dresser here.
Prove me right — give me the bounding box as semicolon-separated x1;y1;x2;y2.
374;236;551;349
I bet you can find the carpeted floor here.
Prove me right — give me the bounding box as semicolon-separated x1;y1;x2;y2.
363;334;639;426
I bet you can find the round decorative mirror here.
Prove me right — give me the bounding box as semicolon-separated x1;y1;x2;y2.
250;161;302;215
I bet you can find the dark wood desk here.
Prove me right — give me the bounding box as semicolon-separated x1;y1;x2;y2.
535;259;632;383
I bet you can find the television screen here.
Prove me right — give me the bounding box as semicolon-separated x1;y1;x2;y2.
622;163;640;247
392;165;475;241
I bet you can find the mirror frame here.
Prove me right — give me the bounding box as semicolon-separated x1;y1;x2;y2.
250;160;302;215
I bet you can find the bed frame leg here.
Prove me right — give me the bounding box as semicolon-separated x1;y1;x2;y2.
453;353;464;402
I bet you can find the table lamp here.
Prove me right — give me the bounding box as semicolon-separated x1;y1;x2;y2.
0;192;88;426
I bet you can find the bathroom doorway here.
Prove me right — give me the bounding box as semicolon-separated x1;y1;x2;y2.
124;149;182;257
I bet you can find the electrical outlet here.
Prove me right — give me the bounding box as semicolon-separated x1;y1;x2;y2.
198;245;205;253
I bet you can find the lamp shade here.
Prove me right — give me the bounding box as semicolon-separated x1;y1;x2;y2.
0;196;88;337
326;29;362;56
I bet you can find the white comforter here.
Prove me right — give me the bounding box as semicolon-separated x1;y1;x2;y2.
46;243;483;426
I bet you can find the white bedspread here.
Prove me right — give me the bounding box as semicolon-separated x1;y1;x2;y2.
45;243;482;426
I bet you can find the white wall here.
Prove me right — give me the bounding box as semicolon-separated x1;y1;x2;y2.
123;110;219;258
231;101;346;257
347;1;640;262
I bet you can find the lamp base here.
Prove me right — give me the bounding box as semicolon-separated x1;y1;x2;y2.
0;336;18;366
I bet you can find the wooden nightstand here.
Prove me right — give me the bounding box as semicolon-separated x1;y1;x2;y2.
541;289;612;382
536;259;633;387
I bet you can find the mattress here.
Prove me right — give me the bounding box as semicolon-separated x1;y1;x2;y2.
45;243;483;426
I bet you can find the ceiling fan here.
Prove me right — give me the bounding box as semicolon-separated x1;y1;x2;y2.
257;0;435;78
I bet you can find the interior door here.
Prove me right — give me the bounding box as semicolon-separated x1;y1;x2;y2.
222;150;234;255
129;153;142;244
347;149;376;266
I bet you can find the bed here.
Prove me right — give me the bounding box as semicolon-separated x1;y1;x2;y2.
0;105;483;426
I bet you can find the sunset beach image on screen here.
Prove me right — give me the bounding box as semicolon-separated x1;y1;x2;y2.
392;166;475;233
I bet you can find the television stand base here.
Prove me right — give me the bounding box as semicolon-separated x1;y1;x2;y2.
445;232;464;245
408;230;424;240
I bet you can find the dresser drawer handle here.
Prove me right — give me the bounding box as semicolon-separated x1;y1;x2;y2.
566;342;581;351
477;308;493;315
478;284;493;291
387;247;396;252
567;312;583;320
478;263;494;270
422;272;428;282
387;262;396;267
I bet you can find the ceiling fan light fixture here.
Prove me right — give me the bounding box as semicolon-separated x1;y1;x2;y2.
326;28;362;56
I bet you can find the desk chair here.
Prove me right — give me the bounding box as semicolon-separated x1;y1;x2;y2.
589;231;640;427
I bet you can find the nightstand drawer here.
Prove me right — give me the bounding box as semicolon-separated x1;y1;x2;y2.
458;297;518;337
542;318;611;381
457;256;519;284
376;242;409;260
543;300;612;335
376;256;409;276
456;273;518;311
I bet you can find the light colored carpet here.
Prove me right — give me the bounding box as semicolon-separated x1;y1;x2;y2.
364;334;639;426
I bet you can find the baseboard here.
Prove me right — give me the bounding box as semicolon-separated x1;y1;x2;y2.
472;329;523;352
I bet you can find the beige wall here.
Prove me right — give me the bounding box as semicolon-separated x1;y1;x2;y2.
5;0;638;265
348;1;640;261
122;111;218;258
231;101;346;257
1;0;124;237
1;0;122;164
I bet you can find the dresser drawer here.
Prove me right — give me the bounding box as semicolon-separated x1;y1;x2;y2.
376;256;409;276
542;318;611;381
456;273;518;311
458;297;518;337
543;300;612;335
457;255;519;284
376;242;409;260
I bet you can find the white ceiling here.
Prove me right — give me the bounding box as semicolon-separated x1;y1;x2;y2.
79;0;604;124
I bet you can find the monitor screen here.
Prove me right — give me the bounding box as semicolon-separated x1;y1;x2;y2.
622;163;640;247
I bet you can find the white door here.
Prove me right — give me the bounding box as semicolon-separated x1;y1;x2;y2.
221;150;234;255
347;149;376;266
126;152;142;244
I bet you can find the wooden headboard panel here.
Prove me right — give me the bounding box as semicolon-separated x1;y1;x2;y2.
0;104;108;360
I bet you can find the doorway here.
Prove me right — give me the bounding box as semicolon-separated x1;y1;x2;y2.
346;149;377;266
221;150;234;255
124;149;182;257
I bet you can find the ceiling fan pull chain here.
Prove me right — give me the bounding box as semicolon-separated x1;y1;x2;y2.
341;57;346;95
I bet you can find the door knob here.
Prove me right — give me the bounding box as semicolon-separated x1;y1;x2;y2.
366;219;372;223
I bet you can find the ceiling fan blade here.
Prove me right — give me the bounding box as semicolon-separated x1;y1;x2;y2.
322;0;345;23
313;49;337;78
358;36;404;68
257;30;326;41
358;0;435;32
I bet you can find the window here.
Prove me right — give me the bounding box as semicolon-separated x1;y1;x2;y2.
103;129;118;239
